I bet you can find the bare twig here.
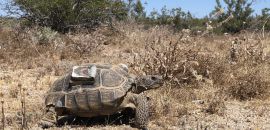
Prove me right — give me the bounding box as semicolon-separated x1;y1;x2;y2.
261;15;270;39
19;84;27;130
22;88;27;130
1;100;4;130
201;13;234;37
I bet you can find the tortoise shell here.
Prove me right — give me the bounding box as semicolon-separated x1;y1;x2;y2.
45;64;134;116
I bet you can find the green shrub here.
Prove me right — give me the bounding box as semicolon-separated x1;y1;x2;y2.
12;0;128;32
213;0;254;33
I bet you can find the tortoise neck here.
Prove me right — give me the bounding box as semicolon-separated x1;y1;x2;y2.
131;84;146;94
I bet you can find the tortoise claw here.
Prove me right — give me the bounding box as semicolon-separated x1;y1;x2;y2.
39;107;58;129
38;120;56;129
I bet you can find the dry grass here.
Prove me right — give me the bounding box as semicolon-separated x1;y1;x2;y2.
1;22;270;129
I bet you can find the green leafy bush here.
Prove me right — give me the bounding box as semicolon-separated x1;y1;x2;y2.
213;0;254;33
13;0;128;32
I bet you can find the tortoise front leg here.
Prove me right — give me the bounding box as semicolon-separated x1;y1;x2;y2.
39;106;58;128
132;93;149;130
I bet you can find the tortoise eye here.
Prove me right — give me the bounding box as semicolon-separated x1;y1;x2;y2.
151;76;157;80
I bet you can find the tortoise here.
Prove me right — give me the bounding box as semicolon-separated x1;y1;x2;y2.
39;63;163;130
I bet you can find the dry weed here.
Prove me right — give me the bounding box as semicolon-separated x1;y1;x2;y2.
205;98;226;116
226;65;270;100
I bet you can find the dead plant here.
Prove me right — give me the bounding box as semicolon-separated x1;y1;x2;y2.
130;34;209;87
226;67;270;101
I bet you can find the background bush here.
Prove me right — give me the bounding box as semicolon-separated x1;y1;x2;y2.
3;0;270;33
12;0;128;32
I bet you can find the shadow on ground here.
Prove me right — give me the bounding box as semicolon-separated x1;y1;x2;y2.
56;108;136;128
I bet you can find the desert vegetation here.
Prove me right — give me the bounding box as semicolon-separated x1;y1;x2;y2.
1;0;270;130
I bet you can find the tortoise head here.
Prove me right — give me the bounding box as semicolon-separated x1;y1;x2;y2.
132;75;163;94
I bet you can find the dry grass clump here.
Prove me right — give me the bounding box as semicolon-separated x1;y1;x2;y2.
225;65;270;101
204;97;226;115
130;33;211;86
0;25;118;71
8;86;19;98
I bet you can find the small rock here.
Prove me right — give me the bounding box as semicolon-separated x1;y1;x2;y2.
192;100;205;104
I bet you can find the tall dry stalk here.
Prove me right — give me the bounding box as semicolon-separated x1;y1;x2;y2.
261;15;270;39
19;84;27;130
1;100;4;130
